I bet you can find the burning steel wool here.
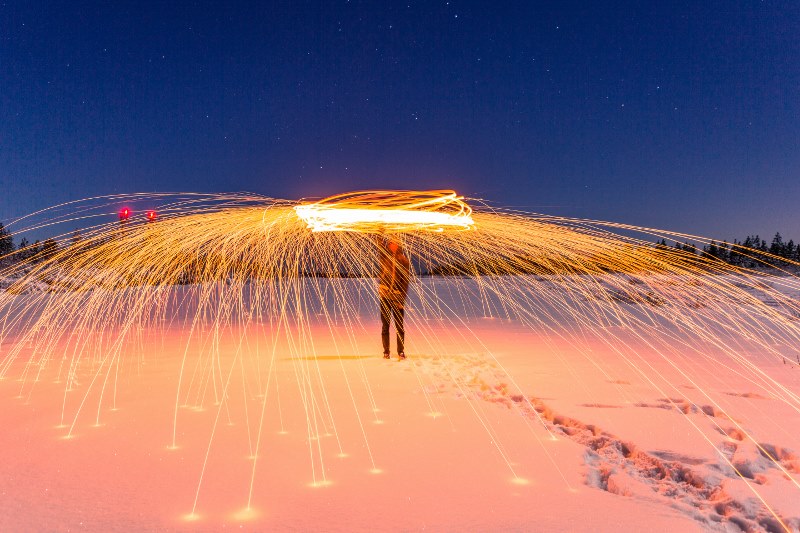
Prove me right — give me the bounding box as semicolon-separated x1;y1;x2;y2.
294;190;474;233
0;190;799;528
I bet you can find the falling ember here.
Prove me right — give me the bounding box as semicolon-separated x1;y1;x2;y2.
0;190;799;527
293;190;475;233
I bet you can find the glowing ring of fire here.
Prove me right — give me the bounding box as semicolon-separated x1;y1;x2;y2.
294;190;475;233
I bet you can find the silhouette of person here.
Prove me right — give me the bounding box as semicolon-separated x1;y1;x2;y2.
377;236;410;359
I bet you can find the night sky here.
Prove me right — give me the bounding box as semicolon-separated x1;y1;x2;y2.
2;1;798;241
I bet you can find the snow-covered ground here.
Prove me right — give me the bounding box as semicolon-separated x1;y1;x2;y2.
1;276;799;532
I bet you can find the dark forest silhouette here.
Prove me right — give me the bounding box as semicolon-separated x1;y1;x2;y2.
1;220;799;275
654;232;800;269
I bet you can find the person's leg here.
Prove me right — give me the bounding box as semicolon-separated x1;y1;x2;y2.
380;296;391;356
393;303;405;356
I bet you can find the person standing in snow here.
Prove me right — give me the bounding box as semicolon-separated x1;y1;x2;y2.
377;235;411;360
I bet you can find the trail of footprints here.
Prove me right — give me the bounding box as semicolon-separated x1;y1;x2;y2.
415;354;800;533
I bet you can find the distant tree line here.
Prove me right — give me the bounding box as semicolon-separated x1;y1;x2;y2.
0;222;59;265
655;232;800;268
2;219;799;274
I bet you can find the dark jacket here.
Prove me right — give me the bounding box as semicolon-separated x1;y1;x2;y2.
378;247;410;303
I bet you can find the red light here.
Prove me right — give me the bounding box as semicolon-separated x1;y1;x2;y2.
146;210;157;221
119;207;131;221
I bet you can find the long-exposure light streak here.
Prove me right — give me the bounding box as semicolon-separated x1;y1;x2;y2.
294;190;474;232
0;190;799;530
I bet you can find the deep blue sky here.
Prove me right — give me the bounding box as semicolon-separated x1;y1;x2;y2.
2;1;798;241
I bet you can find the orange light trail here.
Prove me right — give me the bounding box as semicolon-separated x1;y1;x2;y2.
293;190;474;232
0;190;798;529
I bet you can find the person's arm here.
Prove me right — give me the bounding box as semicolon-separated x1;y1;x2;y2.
372;228;387;254
396;251;411;295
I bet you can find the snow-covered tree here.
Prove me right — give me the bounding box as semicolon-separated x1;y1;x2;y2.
40;238;58;261
718;241;730;262
16;237;30;261
0;223;13;257
769;232;784;257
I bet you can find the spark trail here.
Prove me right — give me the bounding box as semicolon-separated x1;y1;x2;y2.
0;190;799;528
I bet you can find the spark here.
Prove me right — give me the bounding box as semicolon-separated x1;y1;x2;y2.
294;190;474;232
0;190;799;528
